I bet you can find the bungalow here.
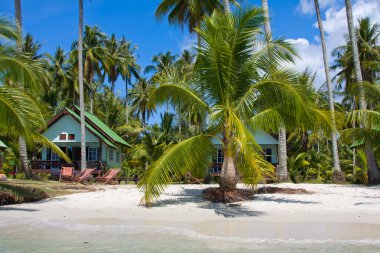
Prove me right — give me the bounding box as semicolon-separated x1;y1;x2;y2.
210;129;278;173
32;106;130;175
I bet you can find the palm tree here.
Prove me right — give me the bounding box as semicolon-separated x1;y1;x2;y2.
104;35;139;124
130;78;156;130
138;8;331;205
72;25;107;113
313;0;341;173
344;0;380;184
155;0;223;45
78;0;87;171
260;0;289;181
13;0;33;178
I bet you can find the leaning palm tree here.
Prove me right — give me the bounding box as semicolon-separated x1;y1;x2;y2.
0;17;69;171
344;0;380;184
313;0;341;173
138;8;331;205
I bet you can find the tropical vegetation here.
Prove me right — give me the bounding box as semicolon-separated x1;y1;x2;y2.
1;1;380;206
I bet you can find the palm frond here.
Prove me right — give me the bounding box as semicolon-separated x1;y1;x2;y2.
138;134;214;206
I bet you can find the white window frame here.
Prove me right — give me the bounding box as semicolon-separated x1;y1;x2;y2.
88;147;98;161
109;149;114;161
217;149;224;163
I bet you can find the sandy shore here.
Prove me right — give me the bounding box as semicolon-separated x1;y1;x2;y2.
1;183;380;241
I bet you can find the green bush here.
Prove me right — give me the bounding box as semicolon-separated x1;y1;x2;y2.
15;173;26;180
0;169;5;175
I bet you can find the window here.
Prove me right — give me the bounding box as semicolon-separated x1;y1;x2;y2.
51;151;59;161
108;149;114;161
116;151;120;163
217;149;224;163
59;134;67;140
68;134;75;140
87;147;98;161
264;148;272;163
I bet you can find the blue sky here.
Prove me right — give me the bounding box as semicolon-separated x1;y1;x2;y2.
1;0;379;123
0;1;317;90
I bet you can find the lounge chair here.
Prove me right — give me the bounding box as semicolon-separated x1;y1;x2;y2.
59;167;74;182
96;169;120;184
73;168;95;184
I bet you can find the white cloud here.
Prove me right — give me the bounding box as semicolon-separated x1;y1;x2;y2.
179;34;197;52
297;0;337;15
290;0;380;88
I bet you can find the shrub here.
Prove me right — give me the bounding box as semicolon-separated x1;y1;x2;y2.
15;173;26;180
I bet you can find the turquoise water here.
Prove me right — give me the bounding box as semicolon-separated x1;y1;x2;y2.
1;219;379;253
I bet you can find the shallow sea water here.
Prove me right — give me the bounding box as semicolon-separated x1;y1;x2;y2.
0;218;379;253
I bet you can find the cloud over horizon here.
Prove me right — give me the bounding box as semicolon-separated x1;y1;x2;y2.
291;0;380;88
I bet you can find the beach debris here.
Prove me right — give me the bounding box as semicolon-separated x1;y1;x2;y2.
203;187;254;203
255;186;313;194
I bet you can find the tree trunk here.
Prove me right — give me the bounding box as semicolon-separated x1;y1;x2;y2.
261;0;272;42
14;0;32;178
344;0;379;183
223;0;231;14
125;78;129;124
261;0;289;181
89;76;94;114
219;156;238;190
78;0;87;171
14;0;22;49
314;0;341;172
277;125;288;181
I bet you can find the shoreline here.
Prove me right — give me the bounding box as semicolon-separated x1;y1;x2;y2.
1;183;380;241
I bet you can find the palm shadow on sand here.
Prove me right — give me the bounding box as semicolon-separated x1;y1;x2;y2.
154;188;265;218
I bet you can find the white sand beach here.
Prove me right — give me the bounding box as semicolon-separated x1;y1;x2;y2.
1;183;380;243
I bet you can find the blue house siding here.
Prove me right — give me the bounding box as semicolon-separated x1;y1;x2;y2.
211;129;279;164
40;113;123;169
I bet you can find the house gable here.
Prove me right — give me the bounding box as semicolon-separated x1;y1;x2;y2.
42;114;99;143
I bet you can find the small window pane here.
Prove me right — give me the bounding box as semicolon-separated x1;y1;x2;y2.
59;134;66;140
68;134;75;140
109;149;114;161
88;147;98;161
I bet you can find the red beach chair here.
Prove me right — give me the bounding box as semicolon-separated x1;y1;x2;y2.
96;169;120;184
59;167;74;182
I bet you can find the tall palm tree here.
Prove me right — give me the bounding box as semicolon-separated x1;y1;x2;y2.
344;0;380;184
313;0;341;173
138;8;331;205
78;0;87;171
155;0;223;45
260;0;289;181
13;0;31;178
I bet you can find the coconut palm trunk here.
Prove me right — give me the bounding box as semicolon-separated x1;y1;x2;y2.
223;0;231;14
261;0;288;181
78;0;87;171
14;0;32;178
344;0;380;184
218;0;239;192
314;0;341;173
125;78;129;124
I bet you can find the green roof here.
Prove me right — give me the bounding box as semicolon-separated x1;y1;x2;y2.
0;140;7;148
66;107;130;148
82;109;129;147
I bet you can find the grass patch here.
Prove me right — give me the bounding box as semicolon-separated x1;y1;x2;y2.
0;179;96;206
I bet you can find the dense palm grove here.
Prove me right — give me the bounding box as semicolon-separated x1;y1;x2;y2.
1;1;380;204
